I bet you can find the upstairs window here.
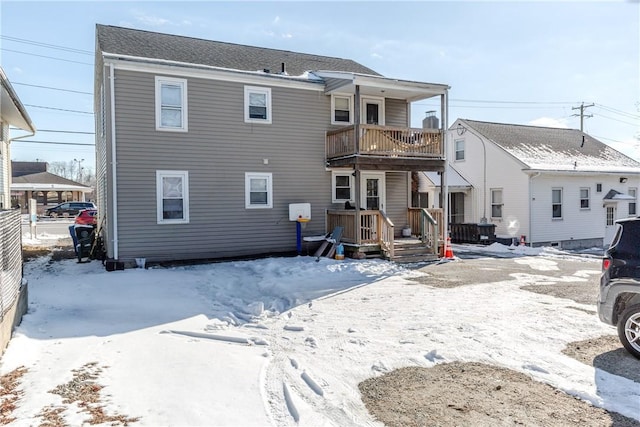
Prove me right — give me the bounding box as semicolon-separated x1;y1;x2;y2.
454;139;465;161
580;188;590;209
155;77;187;131
491;188;503;218
156;170;189;224
552;188;563;219
331;95;353;124
244;86;272;124
245;172;273;208
629;188;637;216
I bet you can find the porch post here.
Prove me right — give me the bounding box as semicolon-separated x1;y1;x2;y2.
354;85;361;244
441;90;449;244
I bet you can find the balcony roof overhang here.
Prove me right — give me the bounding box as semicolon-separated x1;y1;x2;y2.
1;67;36;134
313;71;450;102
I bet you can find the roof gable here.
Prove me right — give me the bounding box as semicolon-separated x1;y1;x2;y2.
12;172;89;188
96;25;381;77
460;119;640;173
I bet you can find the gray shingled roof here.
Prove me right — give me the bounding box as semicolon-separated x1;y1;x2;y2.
460;119;640;173
96;25;381;77
12;172;90;188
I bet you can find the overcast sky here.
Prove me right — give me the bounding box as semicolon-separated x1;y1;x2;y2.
2;0;639;171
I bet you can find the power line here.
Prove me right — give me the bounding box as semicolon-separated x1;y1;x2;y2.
592;112;639;127
23;104;93;115
594;103;640;120
10;128;95;135
0;48;93;66
450;98;575;105
12;140;94;147
13;82;92;95
0;35;93;55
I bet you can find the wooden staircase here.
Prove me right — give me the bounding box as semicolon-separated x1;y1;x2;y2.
387;238;440;264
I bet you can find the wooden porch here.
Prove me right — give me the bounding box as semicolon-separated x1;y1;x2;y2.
326;124;445;170
326;208;444;262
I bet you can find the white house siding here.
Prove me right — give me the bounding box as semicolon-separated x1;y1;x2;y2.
449;124;530;240
0;124;9;209
109;68;339;263
530;174;640;248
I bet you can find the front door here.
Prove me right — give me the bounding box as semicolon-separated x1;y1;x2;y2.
450;192;464;224
361;98;384;125
604;204;617;245
361;172;386;211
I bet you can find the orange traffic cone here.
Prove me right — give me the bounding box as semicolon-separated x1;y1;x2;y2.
444;236;454;259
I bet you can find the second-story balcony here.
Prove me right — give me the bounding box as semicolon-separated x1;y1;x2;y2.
326;124;445;171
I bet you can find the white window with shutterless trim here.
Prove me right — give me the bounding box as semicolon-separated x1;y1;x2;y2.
244;86;272;124
155;76;187;131
331;94;353;125
331;171;354;203
245;172;273;208
156;170;189;224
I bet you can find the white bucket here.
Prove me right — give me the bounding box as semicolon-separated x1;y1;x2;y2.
402;226;412;237
135;258;146;269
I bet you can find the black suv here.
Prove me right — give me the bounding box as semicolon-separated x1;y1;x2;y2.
45;202;96;218
598;217;640;359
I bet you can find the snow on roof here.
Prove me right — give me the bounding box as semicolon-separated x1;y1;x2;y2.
459;119;640;173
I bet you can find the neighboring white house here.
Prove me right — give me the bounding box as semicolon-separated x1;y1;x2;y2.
0;67;36;210
422;119;640;249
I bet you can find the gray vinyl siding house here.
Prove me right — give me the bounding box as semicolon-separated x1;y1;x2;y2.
95;25;450;266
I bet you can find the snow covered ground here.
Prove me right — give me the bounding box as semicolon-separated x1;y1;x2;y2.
2;232;638;426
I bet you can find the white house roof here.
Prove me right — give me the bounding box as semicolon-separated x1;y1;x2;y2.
457;119;640;174
422;165;471;188
11;172;92;193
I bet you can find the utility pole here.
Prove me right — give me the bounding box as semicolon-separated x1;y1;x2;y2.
73;158;85;182
572;102;594;132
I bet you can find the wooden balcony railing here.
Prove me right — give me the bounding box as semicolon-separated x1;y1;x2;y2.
327;125;443;160
408;208;444;255
326;208;443;255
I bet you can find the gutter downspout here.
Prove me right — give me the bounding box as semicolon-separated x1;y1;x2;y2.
528;172;541;247
109;63;119;260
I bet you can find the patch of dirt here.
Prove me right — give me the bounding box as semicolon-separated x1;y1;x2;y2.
564;335;640;382
0;366;28;425
1;363;139;426
359;362;640;427
521;283;599;306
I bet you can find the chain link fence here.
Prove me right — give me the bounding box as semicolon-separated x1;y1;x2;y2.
0;209;23;322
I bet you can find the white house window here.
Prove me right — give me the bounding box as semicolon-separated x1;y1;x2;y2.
332;172;353;203
629;188;637;216
155;77;187;131
491;189;503;218
580;188;590;209
552;188;562;219
454;139;465;161
596;183;602;193
156;170;189;224
331;95;353;124
606;206;615;226
245;172;273;208
244;86;272;124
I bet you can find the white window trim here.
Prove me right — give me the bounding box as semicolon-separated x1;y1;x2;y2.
244;86;272;124
331;171;354;203
331;94;353;125
245;172;273;209
360;96;385;126
552;187;563;219
155;76;188;132
490;188;503;218
629;187;637;216
579;187;590;210
156;170;189;224
454;139;465;161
